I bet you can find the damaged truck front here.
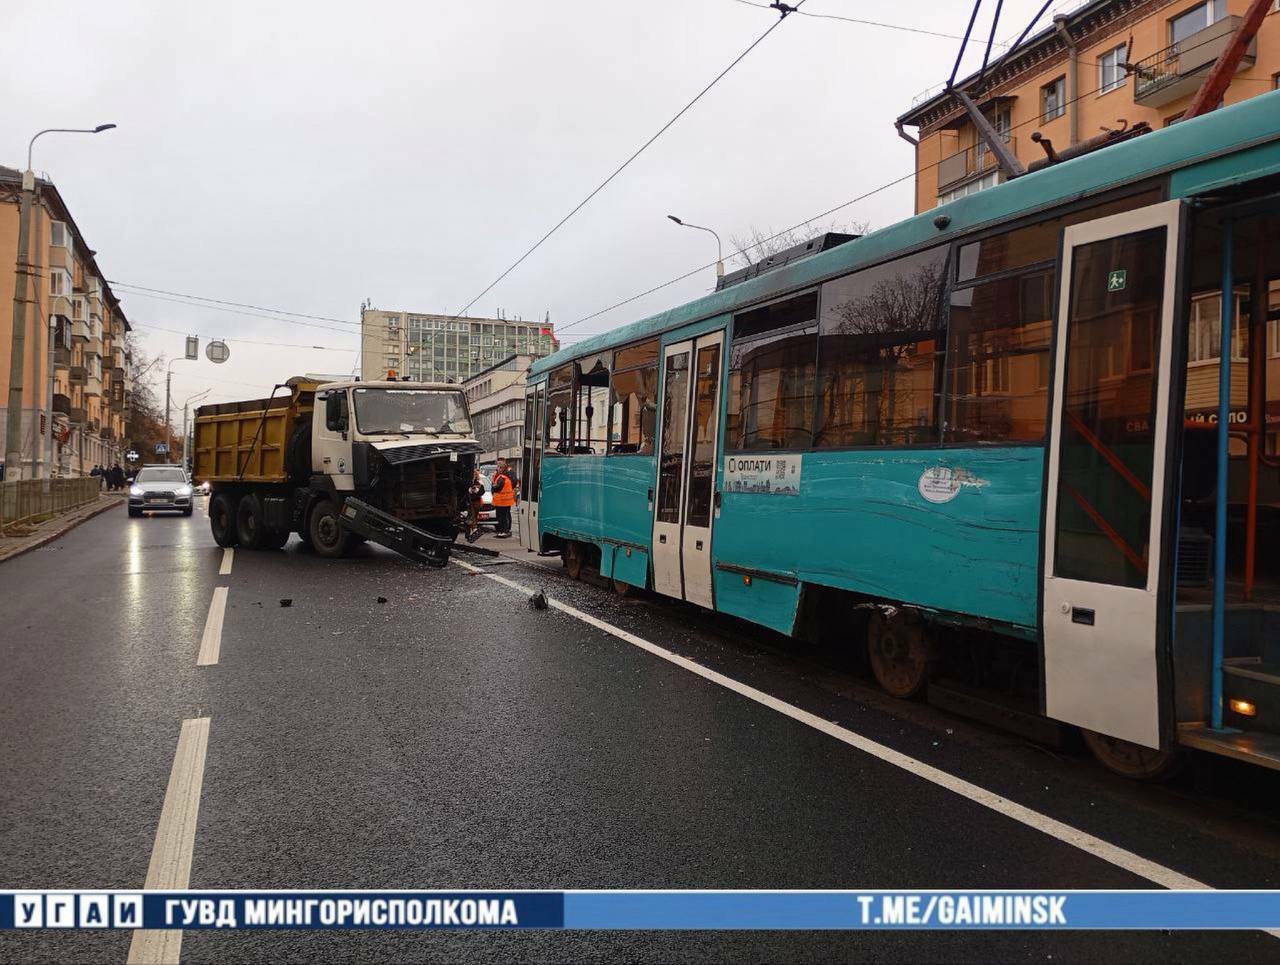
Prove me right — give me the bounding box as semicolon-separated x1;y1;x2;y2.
194;377;483;566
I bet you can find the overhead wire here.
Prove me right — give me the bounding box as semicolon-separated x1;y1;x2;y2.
555;28;1252;341
452;0;810;318
727;0;1004;45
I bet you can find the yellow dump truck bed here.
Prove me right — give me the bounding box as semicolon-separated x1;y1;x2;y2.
193;377;319;484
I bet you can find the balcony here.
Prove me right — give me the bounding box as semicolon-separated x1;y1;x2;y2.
1133;16;1255;108
53;344;71;369
100;424;115;441
69;365;87;385
85;336;103;359
85;373;102;397
69;406;87;425
53;393;72;416
48;244;73;271
937;136;1016;192
111;382;125;411
71;317;90;341
110;345;126;370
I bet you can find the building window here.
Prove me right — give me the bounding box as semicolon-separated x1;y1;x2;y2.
608;338;659;455
937;170;1000;205
546;365;573;453
1188;291;1248;363
1170;0;1226;46
1098;44;1128;94
725;292;819;451
1041;76;1066;122
814;247;949;448
50;270;70;297
51;221;70;247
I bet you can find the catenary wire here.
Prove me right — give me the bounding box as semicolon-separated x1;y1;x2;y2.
452;0;810;318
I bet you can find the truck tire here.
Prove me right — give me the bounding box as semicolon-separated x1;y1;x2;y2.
236;493;266;549
209;493;239;547
285;422;313;481
308;499;353;558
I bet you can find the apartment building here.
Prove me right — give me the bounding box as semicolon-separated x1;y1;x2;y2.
360;308;557;384
896;0;1280;213
463;355;536;477
0;166;132;477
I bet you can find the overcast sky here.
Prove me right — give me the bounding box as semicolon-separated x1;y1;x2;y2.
3;0;1052;408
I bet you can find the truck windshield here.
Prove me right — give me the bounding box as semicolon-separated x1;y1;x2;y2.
353;388;472;436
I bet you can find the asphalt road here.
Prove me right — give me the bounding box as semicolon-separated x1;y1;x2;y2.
2;503;1280;963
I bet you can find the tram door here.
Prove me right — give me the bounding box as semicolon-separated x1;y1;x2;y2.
1042;200;1184;749
652;331;724;607
518;383;544;552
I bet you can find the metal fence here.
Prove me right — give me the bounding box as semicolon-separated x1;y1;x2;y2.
0;476;102;533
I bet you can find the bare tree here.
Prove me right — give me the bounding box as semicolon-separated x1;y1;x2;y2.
728;219;871;268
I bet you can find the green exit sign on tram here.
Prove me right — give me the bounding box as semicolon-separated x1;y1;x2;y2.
1107;269;1127;293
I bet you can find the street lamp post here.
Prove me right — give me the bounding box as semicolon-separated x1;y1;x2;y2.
181;389;212;473
667;215;725;279
4;123;116;481
164;356;194;465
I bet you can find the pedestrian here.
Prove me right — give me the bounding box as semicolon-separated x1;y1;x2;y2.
111;464;125;491
90;464;103;489
491;461;516;538
464;469;486;543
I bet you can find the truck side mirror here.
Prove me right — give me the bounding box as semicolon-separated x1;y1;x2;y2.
325;392;346;431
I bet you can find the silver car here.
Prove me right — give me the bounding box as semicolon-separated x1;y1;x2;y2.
128;465;195;517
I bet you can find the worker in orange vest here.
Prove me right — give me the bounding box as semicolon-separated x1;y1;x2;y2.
491;461;517;538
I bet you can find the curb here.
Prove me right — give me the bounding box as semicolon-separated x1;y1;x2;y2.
0;497;124;565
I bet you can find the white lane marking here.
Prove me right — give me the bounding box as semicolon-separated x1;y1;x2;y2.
453;559;1238;899
197;587;228;666
219;547;233;576
127;717;211;965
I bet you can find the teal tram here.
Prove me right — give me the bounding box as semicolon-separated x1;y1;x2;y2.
518;91;1280;778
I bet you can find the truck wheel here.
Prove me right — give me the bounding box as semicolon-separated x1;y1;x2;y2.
236;494;266;549
308;499;353;558
209;493;239;547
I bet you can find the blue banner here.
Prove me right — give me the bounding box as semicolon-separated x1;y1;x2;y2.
3;890;1280;930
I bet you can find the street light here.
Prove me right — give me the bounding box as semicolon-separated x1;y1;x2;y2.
4;122;116;480
181;389;213;471
667;214;725;279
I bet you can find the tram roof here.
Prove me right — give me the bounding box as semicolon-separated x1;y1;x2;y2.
531;89;1280;379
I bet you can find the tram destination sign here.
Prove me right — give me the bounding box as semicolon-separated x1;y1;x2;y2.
724;455;802;496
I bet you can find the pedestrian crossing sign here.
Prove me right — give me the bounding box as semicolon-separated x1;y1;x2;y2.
1107;269;1127;292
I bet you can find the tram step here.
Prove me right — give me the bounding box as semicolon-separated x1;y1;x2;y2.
1177;723;1280;772
1219;658;1280;731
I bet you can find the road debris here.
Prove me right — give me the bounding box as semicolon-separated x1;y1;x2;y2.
280;598;293;608
528;589;548;611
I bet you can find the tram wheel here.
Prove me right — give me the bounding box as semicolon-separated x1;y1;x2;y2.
1081;729;1183;781
563;541;584;581
867;610;935;699
612;578;633;596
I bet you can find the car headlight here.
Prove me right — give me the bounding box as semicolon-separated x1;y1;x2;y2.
176;485;193;496
130;485;143;496
482;493;493;504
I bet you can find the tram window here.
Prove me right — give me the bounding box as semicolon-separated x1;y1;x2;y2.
609;339;659;455
726;292;819;451
685;342;722;527
945;269;1054;443
956;190;1163;283
546;365;573;454
814;246;948;448
614;338;660;371
571;353;610;454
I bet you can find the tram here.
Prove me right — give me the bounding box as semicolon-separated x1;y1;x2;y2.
517;90;1280;778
